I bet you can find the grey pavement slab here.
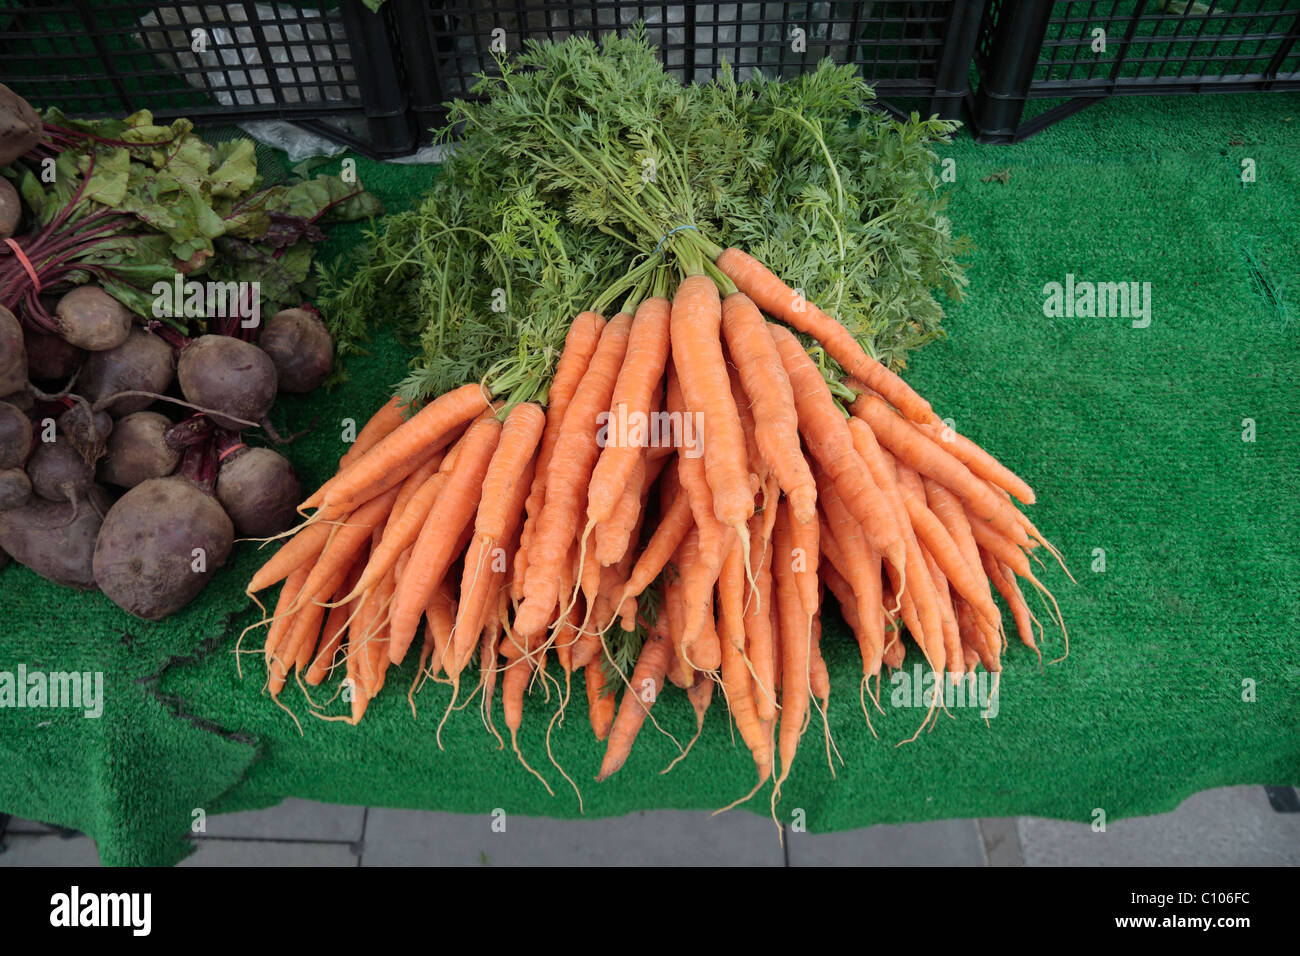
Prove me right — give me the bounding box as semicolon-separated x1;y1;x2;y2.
1017;786;1300;866
181;838;359;867
0;816;53;834
0;833;101;866
361;808;784;866
199;798;366;842
978;817;1024;866
788;818;986;866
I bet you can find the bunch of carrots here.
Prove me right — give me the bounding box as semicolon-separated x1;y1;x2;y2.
244;238;1068;812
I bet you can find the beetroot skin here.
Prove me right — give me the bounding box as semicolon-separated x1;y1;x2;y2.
93;477;234;620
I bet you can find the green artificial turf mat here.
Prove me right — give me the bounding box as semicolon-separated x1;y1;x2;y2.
2;91;1298;865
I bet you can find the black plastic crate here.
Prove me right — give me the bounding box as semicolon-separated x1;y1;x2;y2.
0;0;415;157
971;0;1300;142
389;1;986;140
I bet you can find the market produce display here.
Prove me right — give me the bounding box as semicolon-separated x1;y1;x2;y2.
249;34;1069;815
0;85;380;619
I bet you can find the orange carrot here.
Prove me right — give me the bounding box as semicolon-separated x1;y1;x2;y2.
721;290;816;522
719;606;772;783
716;246;933;423
340;395;407;468
851;393;1029;546
247;520;333;595
320;383;490;513
893;461;1002;630
917;417;1035;505
617;472;691;610
744;512;779;721
307;558;365;685
772;501;811;797
769;323;906;575
388;417;501;664
516;314;632;637
670;275;754;541
585;658;616;741
595;631;673;781
515;312;607;600
587;293;671;525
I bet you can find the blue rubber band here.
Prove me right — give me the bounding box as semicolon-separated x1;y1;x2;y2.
652;224;698;256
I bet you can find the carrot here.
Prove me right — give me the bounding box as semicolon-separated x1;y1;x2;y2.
845;417;948;671
587;293;671;525
307;558;365;685
595;447;667;567
616;473;691;610
284;565;349;679
851;393;1029;546
422;581;457;680
390;453;445;516
893;461;1002;631
744;512;779;721
728;359;767;488
247;520;333;595
320;383;490;513
516;314;632;637
264;566;309;677
585;658;616;741
595;632;673;781
673;410;731;665
445;407;543;678
477;403;545;540
918;541;963;680
340;395;407;468
300;395;408;511
388;417;501;664
670;274;755;547
716;246;933;423
772;501;811;801
916;417;1035;505
769;323;906;576
347;474;446;601
821;559;868;655
515;311;607;600
817;480;884;673
289;488;398;618
721;290;816;522
719;605;772;782
983;551;1038;656
717;533;746;654
478;615;503;747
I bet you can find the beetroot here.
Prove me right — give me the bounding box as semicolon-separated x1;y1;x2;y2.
79;326;175;416
215;445;301;536
0;467;30;510
0;486;109;590
57;403;113;466
0;84;42;167
0;176;19;240
93;476;234;619
176;335;277;430
1;304;25;396
23;324;85;382
259;307;333;394
99;412;179;488
0;400;31;470
27;437;95;504
54;285;133;351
